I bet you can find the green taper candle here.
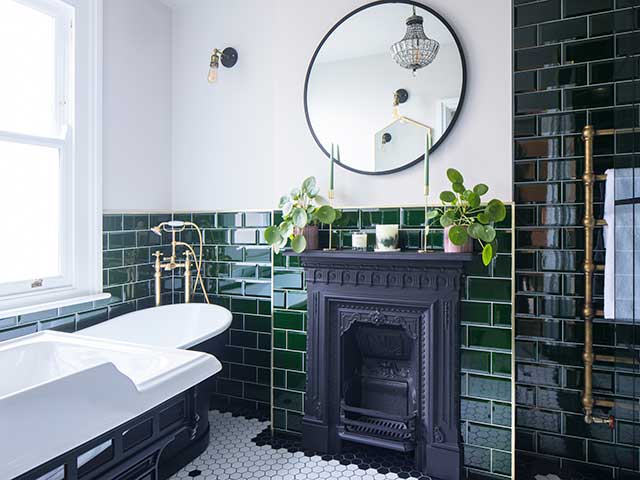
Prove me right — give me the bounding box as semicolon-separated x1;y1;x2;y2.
424;130;431;193
330;143;335;190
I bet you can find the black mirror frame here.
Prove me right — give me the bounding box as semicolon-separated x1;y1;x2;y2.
303;0;468;176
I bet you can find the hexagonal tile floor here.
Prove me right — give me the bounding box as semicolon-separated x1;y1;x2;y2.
171;411;430;480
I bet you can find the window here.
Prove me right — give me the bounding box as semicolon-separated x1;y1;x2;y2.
0;0;103;314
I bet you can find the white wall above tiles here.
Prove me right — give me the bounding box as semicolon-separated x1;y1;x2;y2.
102;0;173;211
169;0;512;211
102;0;512;211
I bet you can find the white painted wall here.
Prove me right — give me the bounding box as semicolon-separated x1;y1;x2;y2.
102;0;172;212
168;0;512;210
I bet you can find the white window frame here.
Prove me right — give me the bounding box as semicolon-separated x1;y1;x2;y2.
0;0;105;316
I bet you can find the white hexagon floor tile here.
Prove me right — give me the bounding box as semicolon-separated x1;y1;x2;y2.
170;411;428;480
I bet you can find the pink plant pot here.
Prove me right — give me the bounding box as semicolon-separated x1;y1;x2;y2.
303;225;319;250
444;226;473;253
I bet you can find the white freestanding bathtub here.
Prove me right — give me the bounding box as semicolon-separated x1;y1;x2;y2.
0;331;221;480
79;303;233;349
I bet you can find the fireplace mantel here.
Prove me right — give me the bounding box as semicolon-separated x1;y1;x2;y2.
290;250;471;480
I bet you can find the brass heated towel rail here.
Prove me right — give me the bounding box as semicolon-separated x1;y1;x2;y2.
579;126;640;426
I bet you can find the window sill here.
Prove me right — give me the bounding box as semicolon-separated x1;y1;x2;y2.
0;292;111;320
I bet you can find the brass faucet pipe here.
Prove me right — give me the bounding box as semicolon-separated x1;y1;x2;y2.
581;125;615;429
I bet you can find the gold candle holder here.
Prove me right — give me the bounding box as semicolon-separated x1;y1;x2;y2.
323;189;336;251
418;185;431;253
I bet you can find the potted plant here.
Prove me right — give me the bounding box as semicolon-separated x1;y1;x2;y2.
265;176;340;253
428;168;507;266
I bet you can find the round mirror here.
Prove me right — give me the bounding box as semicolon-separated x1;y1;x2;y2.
304;1;466;175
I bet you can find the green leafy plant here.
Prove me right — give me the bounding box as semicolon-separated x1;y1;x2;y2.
428;168;507;266
265;176;340;253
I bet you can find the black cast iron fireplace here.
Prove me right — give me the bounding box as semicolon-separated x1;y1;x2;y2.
291;251;471;480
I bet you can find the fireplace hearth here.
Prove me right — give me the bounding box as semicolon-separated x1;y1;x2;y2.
290;251;471;480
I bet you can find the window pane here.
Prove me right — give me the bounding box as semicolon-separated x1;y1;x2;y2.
0;140;60;284
0;1;57;136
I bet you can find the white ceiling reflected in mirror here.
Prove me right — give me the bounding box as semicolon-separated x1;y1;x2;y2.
305;1;466;175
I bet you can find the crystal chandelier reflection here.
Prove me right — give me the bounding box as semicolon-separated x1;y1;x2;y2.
390;6;440;75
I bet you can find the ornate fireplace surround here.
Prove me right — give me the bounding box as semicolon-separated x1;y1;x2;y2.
291;251;471;480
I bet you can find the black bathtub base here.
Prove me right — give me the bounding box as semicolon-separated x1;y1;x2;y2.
16;387;207;480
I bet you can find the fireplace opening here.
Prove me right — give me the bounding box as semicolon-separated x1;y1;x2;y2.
339;323;418;452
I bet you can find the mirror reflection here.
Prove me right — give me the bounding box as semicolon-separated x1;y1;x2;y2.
306;2;465;174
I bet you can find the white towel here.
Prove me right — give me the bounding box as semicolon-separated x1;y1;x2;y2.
604;168;640;321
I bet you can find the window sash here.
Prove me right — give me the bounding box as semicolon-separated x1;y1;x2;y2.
0;0;73;299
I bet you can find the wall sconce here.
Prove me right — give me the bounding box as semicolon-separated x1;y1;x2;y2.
208;47;238;83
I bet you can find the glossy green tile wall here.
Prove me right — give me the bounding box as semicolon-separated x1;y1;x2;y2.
272;206;514;480
513;0;640;478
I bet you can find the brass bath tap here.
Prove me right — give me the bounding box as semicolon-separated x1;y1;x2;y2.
150;221;209;307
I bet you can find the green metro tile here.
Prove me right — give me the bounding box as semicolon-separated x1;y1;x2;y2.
273;211;283;224
274;252;286;267
273;408;287;430
274;270;303;290
103;214;123;232
245;247;271;263
492;352;512;375
274;349;303;370
217;212;243;227
463;445;491;471
493;402;512;427
287;292;307;311
136;231;161;247
173;213;192;223
361;208;400;228
287;371;306;392
103;250;123;268
273;368;286;388
258;332;271;350
468;375;511;401
192;213;215;228
274;329;286;348
231;298;258;314
258;266;271;279
467;423;511;451
494;255;512;278
108;267;135;286
245;282;271;297
108;231;136;249
287;255;301;268
245;383;270;403
218;279;243;296
123;248;150;266
232;229;258;245
231;264;257;279
229;364;257;383
461;398;491;423
149;213;171;226
461;349;491;373
495;208;512;229
287;411;303;433
287;331;307;351
123;214;149;230
274;388;303;412
461;302;491;325
274;310;304;330
206;229;229;245
401;208;425;227
205;262;230;278
103;286;123;304
244;212;271;227
274;291;285;308
334;209;360;228
258;300;271;315
427;230;444;249
399;229;422;250
466;255;492;277
244;314;271;333
218;246;244;262
257;367;270;386
469;326;511;350
493;303;512;326
244;349;270;367
492;450;512;476
468;278;511;302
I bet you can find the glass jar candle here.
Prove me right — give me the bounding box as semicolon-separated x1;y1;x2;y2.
375;224;399;251
352;232;368;250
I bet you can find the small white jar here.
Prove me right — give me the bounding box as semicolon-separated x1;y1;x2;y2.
352;232;368;250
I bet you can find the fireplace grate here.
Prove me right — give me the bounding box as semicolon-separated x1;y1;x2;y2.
344;415;412;441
